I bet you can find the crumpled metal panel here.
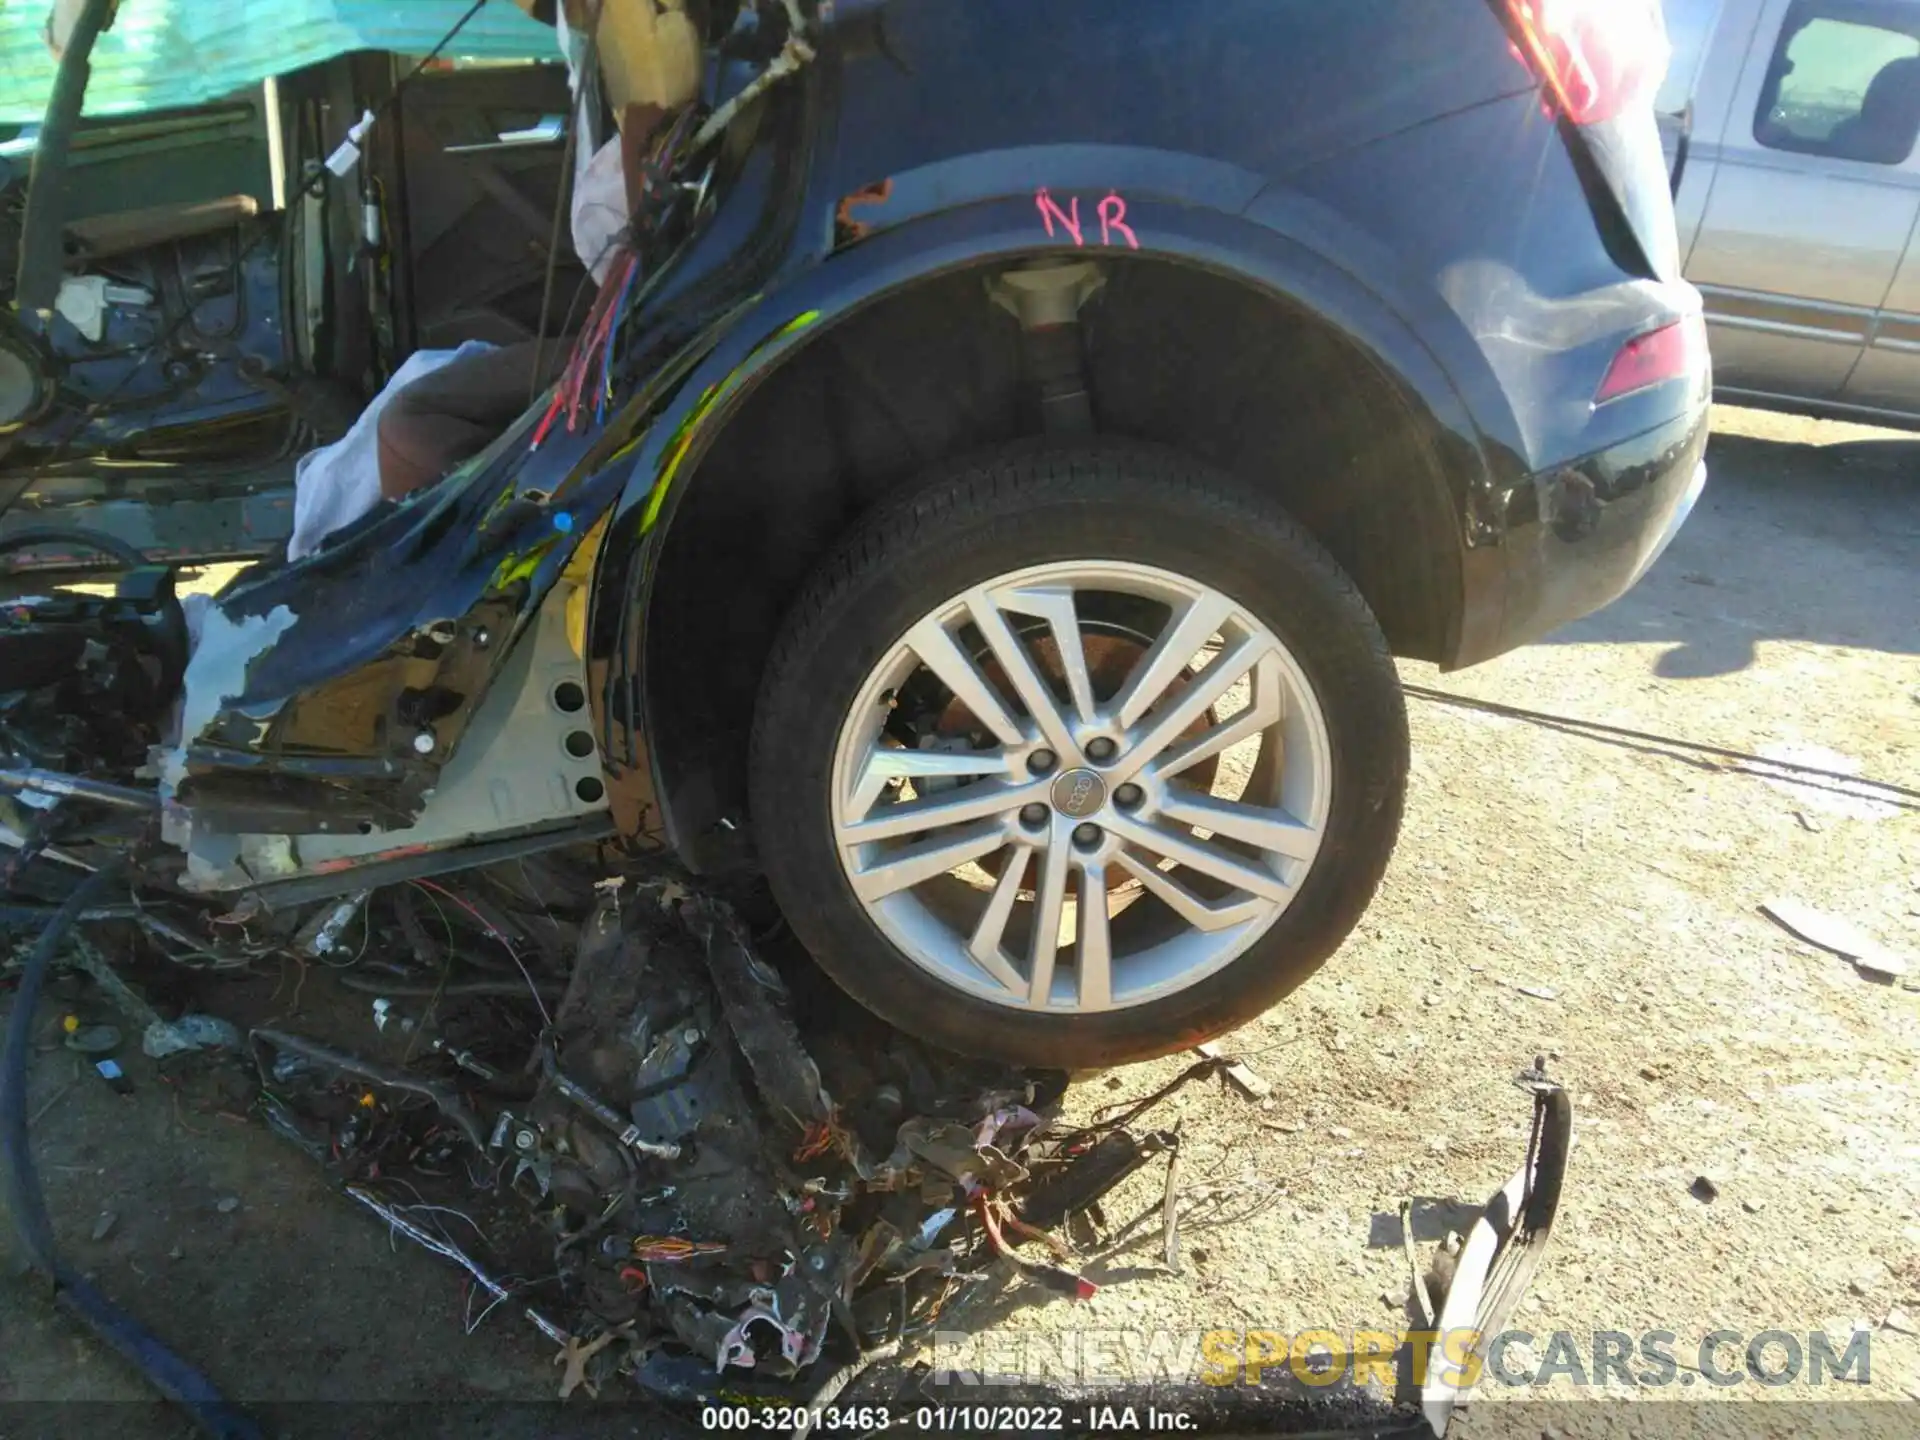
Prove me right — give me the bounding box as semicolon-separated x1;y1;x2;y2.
0;0;554;126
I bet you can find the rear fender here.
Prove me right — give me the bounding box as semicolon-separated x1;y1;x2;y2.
590;172;1517;855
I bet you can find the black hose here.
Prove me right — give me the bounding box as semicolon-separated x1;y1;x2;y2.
0;765;160;811
0;525;150;570
14;0;115;312
0;862;260;1439
788;1337;901;1439
334;972;565;1001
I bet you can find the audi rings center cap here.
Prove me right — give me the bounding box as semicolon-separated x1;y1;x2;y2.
1050;768;1107;818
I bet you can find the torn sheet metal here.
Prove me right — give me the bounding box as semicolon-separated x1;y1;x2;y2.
157;603;298;832
1420;1059;1571;1436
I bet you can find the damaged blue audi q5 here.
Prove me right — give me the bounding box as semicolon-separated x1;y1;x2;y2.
1;0;1707;1069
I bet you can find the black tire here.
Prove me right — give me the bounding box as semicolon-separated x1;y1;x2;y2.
748;440;1409;1068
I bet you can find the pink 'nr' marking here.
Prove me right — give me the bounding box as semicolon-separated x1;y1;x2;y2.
1098;193;1139;250
1035;188;1085;247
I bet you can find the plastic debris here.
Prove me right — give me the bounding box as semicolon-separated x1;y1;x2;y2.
324;108;377;177
1193;1041;1272;1100
1762;897;1910;979
142;1013;242;1058
62;1020;122;1055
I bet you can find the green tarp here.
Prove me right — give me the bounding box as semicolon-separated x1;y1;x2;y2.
0;0;556;125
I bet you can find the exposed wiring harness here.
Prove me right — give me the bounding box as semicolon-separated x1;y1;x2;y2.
531;248;639;448
526;0;817;446
526;100;703;448
689;12;816;157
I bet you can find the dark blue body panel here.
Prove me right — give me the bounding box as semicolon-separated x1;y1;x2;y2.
186;0;1708;854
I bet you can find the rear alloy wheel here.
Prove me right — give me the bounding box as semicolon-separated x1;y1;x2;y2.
750;441;1408;1067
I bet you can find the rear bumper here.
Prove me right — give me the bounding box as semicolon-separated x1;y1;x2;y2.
1635;451;1709;583
1453;401;1711;667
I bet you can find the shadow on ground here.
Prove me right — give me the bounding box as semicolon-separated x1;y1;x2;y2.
1544;425;1920;678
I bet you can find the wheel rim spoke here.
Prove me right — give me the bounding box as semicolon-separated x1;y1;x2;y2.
840;775;1043;845
846;745;1013;820
1106;811;1292;903
991;583;1099;725
1075;862;1113;1009
1114;632;1273;780
1157;790;1321;864
1114;850;1277;933
832;560;1333;1016
1024;818;1072;1008
1156;654;1285;779
847;820;1009;902
903;615;1025;747
967;843;1035;995
1111;590;1236;728
966;588;1080;760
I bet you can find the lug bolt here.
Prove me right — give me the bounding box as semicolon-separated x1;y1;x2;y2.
1115;783;1144;808
412;729;436;755
1020;803;1049;828
1087;737;1117;762
1073;823;1102;849
1028;749;1057;775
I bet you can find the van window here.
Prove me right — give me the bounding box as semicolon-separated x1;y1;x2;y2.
1658;0;1729;116
1755;2;1920;164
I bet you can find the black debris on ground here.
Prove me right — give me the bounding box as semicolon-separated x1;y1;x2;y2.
3;853;1226;1417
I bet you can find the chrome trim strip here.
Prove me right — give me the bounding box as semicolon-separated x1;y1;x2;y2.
1698;284;1871;341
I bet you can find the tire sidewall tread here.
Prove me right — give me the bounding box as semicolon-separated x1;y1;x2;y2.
748;439;1409;1068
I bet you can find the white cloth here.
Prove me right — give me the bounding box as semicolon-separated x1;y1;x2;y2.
282;12;625;560
573;132;628;284
285;341;495;561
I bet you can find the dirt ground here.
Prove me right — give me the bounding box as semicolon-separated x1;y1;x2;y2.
2;404;1916;1436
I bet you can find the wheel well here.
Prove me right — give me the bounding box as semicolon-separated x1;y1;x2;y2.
645;256;1462;861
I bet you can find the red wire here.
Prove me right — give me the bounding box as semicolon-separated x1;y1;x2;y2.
411;879;517;958
527;248;638;447
411;879;553;1027
567;256;631;430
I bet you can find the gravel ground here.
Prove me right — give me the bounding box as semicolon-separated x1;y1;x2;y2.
962;405;1920;1434
2;405;1916;1436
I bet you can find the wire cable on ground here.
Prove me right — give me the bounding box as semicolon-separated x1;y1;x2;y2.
414;878;553;1027
0;863;260;1440
1402;683;1920;805
789;1336;903;1440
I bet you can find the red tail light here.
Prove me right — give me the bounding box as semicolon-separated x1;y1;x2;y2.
1596;315;1705;404
1506;0;1670;126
